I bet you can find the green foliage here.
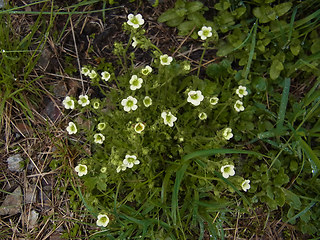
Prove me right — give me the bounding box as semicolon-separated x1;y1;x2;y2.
158;0;214;38
157;0;320;236
63;13;266;238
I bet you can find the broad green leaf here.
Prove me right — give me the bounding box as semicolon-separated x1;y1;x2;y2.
274;168;289;187
253;6;272;23
274;2;292;17
274;187;285;207
233;7;246;19
175;8;187;17
177;21;195;35
311;39;320;54
270;59;283;80
166;16;184;27
283;188;301;210
158;9;178;23
290;38;301;56
185;1;204;13
216;42;234;57
214;0;230;11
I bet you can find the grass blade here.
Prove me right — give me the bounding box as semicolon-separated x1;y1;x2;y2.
182;148;263;161
171;163;189;225
276;77;291;130
298;137;320;178
243;20;258;81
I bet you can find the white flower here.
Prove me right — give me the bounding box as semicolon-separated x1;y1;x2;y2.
134;122;145;133
66;122;77;135
96;214;110;227
198;26;213;40
101;71;111;81
93;100;100;109
236;86;248;98
160;54;173;66
129;75;143;90
94;133;105;144
143;96;152;107
123;155;140;168
220;165;235;178
116;163;127;173
209;97;219;105
141;65;152;75
241;179;251;192
62;96;75;109
161;111;177;127
75;164;87;177
234;100;245;112
132;37;138;48
183;62;190;71
127;13;144;29
222;128;233;140
187;90;204;106
198;112;207;120
121;96;138;112
81;66;90;76
78;94;90;107
88;70;98;79
100;167;107;173
97;122;106;131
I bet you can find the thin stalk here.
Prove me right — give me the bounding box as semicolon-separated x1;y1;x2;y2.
197;41;209;77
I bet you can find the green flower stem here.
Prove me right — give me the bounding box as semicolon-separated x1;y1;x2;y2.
123;32;134;69
174;101;187;111
150;43;162;54
213;102;230;122
197;40;209;77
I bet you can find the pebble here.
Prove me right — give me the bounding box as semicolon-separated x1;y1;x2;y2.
7;154;24;172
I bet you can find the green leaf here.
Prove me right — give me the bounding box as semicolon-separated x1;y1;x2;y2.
185;1;204;13
253;6;275;23
214;0;230;11
216;42;234;56
283;189;301;210
273;168;289;187
166;16;185;27
298;137;320;178
177;21;195;35
311;39;320;54
274;187;285;207
158;9;179;23
270;59;283;80
290;39;301;56
206;60;231;79
274;2;292;17
253;77;267;91
175;8;188;17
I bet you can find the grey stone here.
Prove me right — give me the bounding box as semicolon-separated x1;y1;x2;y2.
0;0;5;8
0;186;22;215
7;154;24;172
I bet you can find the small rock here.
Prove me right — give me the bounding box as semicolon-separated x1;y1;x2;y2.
53;81;68;98
25;185;37;204
0;0;5;8
0;186;22;215
27;210;39;230
43;98;62;122
7;154;24;172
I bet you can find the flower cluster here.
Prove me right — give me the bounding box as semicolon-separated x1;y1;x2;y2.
220;164;251;192
117;155;140;172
